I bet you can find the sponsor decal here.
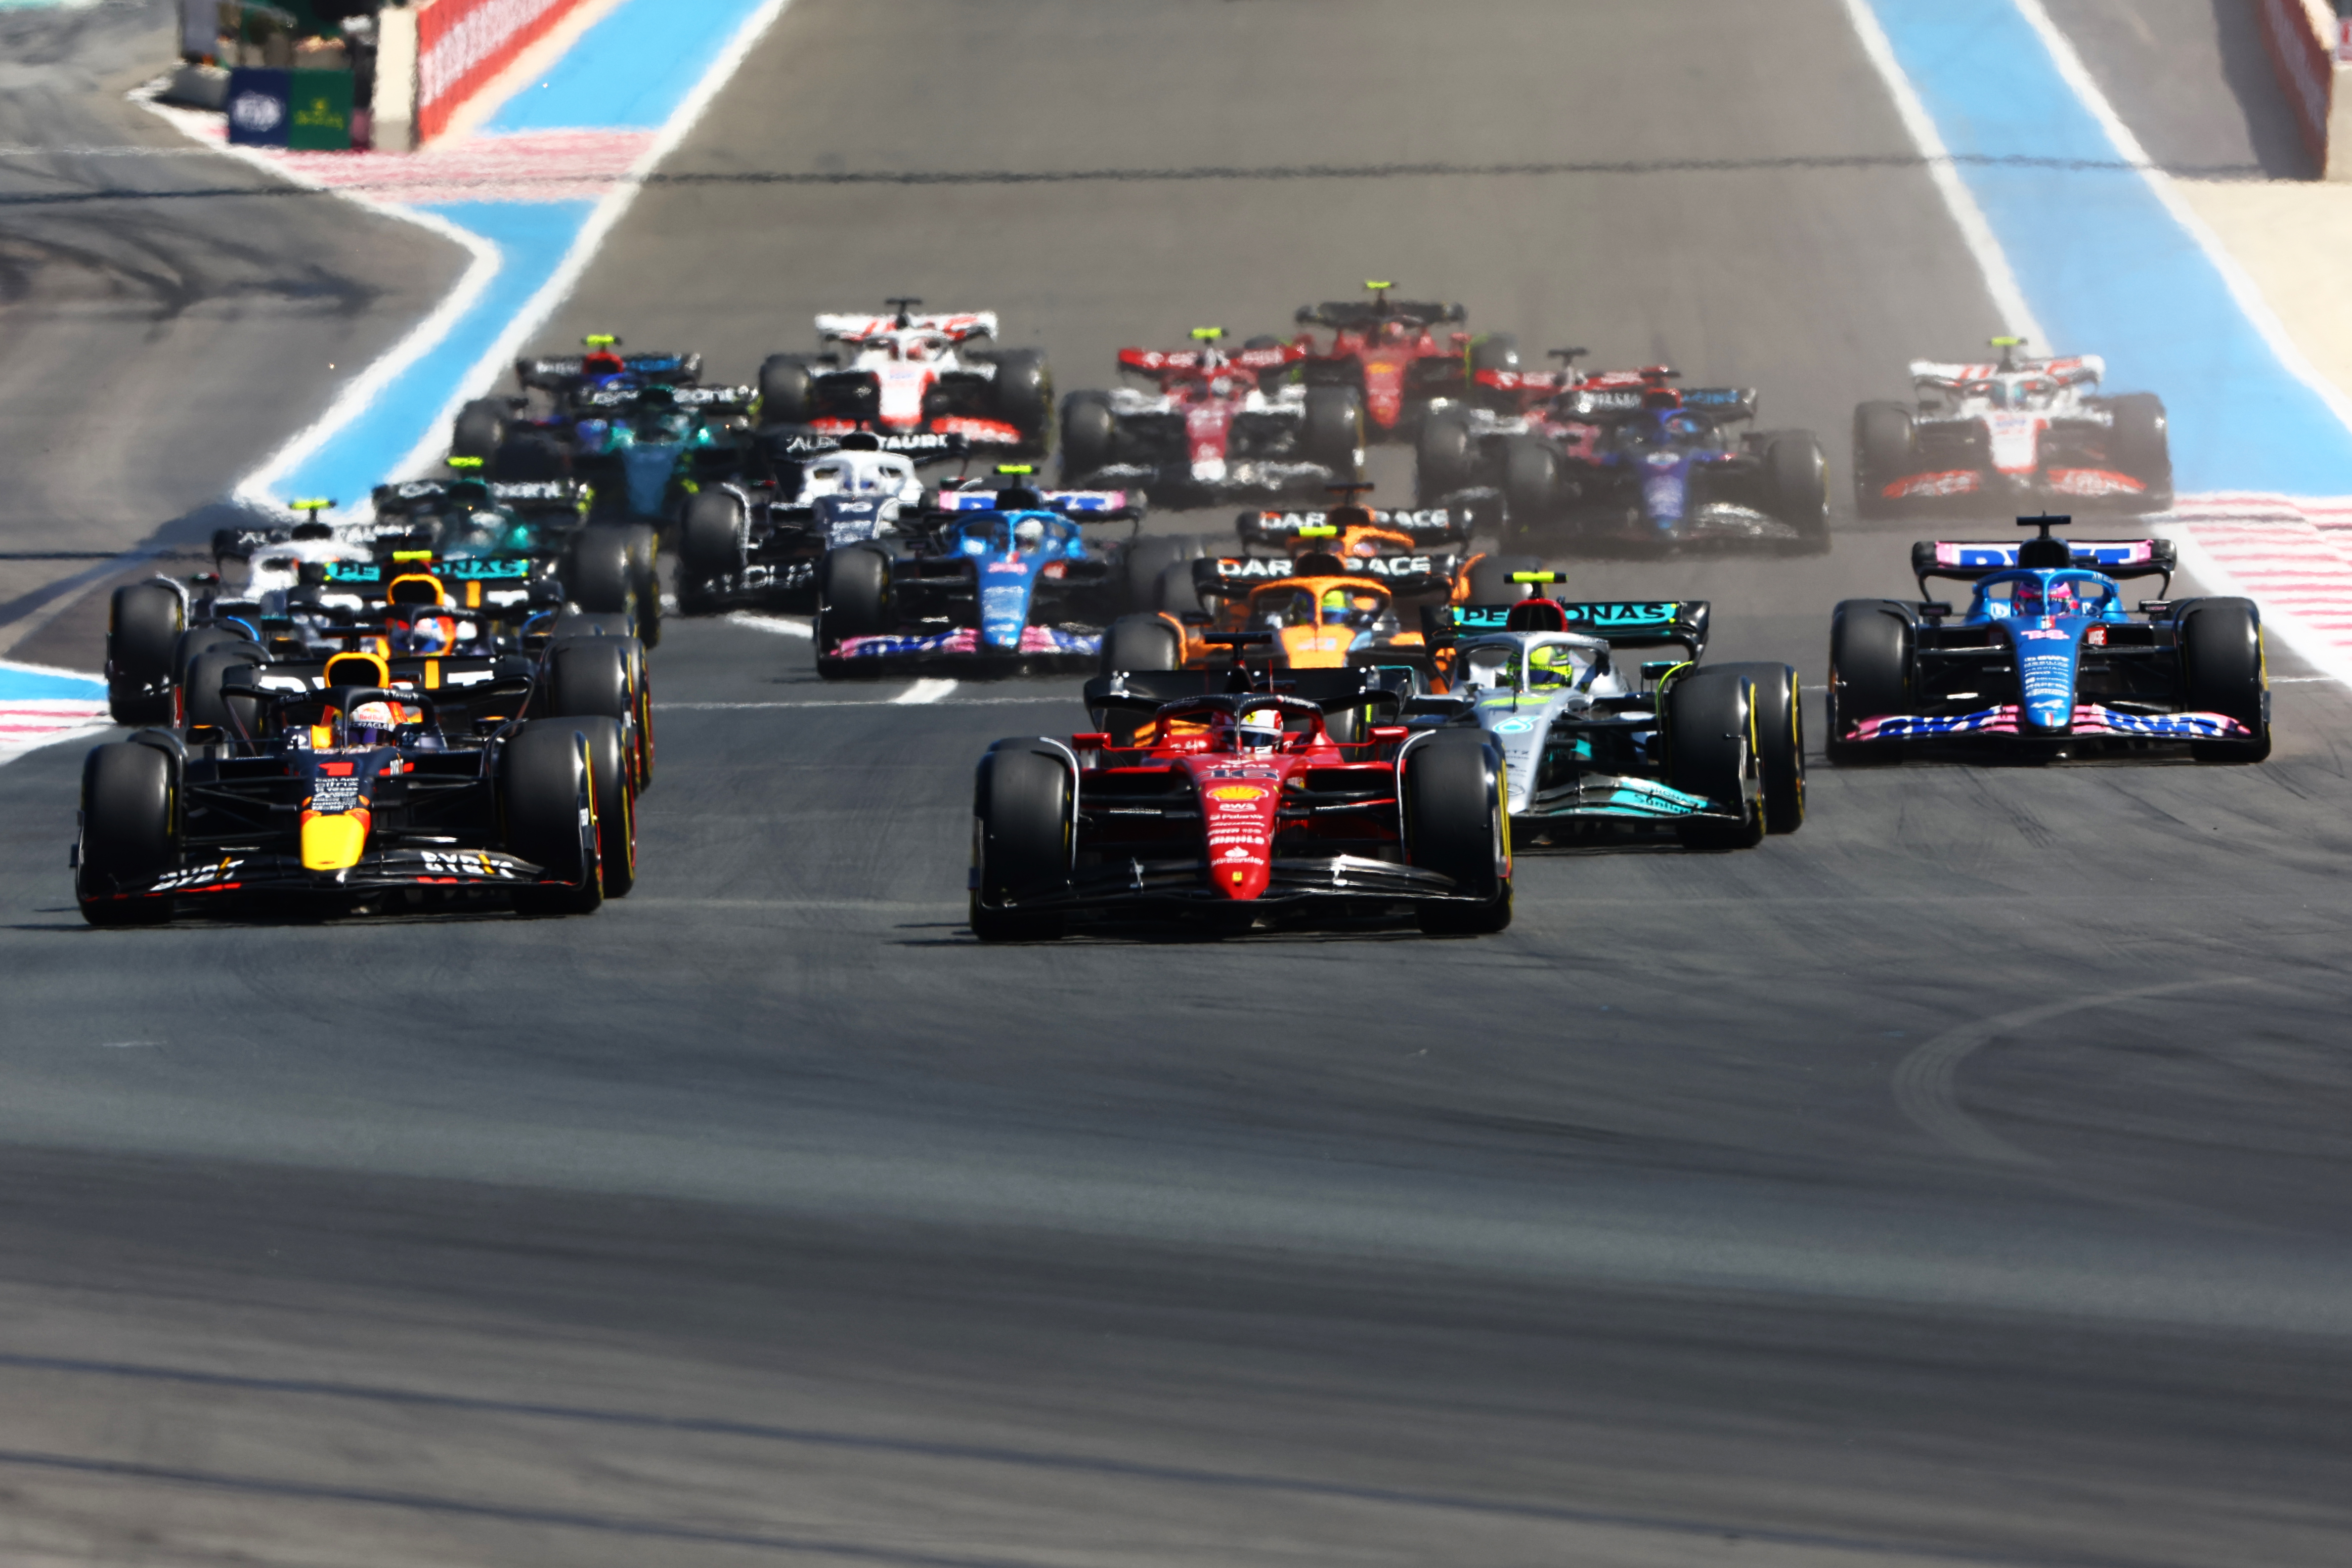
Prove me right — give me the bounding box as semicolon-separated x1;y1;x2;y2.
151;858;247;893
1851;704;2251;742
308;775;364;812
2046;468;2144;497
1491;718;1534;734
1889;470;1983;499
1207;784;1267;802
2016;627;2068;641
1222;846;1254;861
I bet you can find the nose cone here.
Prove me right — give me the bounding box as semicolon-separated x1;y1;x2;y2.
300;810;369;871
619;442;680;515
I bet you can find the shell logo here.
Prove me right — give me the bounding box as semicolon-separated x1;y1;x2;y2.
1207;784;1267;802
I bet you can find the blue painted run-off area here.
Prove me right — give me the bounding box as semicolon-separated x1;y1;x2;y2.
272;0;771;512
1868;0;2352;497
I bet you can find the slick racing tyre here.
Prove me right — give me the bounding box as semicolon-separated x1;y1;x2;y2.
503;720;603;916
2107;392;2173;511
816;545;892;663
543;630;652;791
1465;553;1546;607
1712;661;1805;833
2178;597;2270;762
1099;613;1182;677
1407;734;1512;934
621;522;661;648
1302;386;1367;482
757;354;815;427
1501;436;1563;532
1153;559;1206;616
1060;391;1115;484
453;397;510;461
78;740;179;926
1766;432;1830;552
1665;668;1765;850
1852;401;1916;520
1417;409;1478;506
573;714;635;899
1121;534;1197;612
1827;600;1914;765
183;645;265;736
106;581;182;725
989;349;1053;449
680;488;746;586
566;526;638;619
970;742;1072;941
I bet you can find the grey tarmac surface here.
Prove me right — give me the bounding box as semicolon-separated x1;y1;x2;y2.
3;2;2352;1565
0;0;466;671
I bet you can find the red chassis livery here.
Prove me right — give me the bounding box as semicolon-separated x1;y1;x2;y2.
1290;282;1518;441
968;686;1512;939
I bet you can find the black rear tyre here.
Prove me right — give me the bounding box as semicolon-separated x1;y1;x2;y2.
1060;391;1115;484
453;397;509;461
1099;613;1182;676
1852;401;1916;519
503;720;602;915
1417;410;1477;505
183;645;264;736
1406;737;1511;934
990;349;1053;450
2178;597;2270;761
1827;600;1914;765
1302;386;1366;481
681;488;746;585
758;354;814;427
1666;669;1764;849
1122;534;1195;611
1502;437;1561;530
2107;392;2173;511
77;741;178;925
817;545;892;663
566;526;638;619
107;582;183;725
492;432;568;482
1766;432;1829;549
573;714;635;898
971;744;1071;941
1153;560;1205;616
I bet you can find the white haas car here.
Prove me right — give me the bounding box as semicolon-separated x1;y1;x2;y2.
755;299;1051;456
1853;338;2171;517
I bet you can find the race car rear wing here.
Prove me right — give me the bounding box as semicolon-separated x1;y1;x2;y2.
369;478;592;519
321;556;541;588
1117;343;1304;377
1549;385;1757;422
1426;600;1712;660
1294;299;1465;330
574;383;754;414
932;488;1139;519
1235;505;1474;547
1908;354;2101;392
517;352;701;390
1191;555;1454;600
817;309;996;344
764;429;968;461
1083;667;1405;732
1911;538;2175;594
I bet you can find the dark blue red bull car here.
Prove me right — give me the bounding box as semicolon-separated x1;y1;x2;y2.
1828;515;2269;763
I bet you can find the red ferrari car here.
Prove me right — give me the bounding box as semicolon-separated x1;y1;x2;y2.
968;681;1512;940
1291;282;1518;442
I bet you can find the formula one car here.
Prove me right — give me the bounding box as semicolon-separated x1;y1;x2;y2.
1289;282;1516;441
1059;329;1363;505
760;300;1051;456
968;682;1512;939
451;336;704;472
1421;365;1829;549
1827;515;2267;762
1411;580;1800;848
74;654;625;925
675;429;954;614
813;479;1141;675
1854;339;2172;517
1098;537;1448;679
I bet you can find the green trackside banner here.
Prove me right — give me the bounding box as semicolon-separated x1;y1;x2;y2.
287;69;354;151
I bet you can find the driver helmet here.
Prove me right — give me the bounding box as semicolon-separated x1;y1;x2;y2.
1527;643;1571;686
398;611;459;655
1663;413;1703;440
2011;579;2045;617
346;699;403;747
1013;517;1046;553
582;349;625;378
2045;578;2084;615
1237;705;1284;754
1320;587;1350;622
904;338;930;362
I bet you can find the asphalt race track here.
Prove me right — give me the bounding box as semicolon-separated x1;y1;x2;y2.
4;2;2352;1564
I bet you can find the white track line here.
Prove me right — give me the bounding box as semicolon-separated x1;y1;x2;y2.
375;0;796;493
893;679;959;704
1835;0;2044;343
727;612;814;638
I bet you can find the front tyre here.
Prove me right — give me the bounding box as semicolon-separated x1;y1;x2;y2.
503;721;603;916
971;743;1072;941
2107;392;2173;511
1301;386;1367;482
1665;669;1764;850
2178;597;2269;762
1407;736;1512;934
106;582;183;725
1501;436;1562;533
1852;401;1916;519
1827;600;1914;765
1711;662;1804;832
1765;432;1830;550
77;740;178;926
1060;390;1115;484
989;349;1053;451
1416;409;1477;506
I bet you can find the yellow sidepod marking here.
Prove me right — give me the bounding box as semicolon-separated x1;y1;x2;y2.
425;659;441;689
466;580;483;609
300;812;369;871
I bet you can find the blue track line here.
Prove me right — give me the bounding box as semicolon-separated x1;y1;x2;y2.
1866;0;2352;497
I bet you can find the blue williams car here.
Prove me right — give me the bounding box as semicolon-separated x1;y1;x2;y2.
813;478;1143;677
1828;514;2269;763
